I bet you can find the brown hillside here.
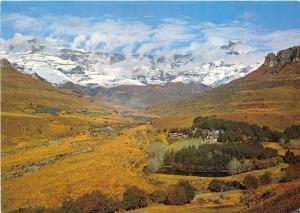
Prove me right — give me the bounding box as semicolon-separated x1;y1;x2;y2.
1;59;118;113
1;59;127;152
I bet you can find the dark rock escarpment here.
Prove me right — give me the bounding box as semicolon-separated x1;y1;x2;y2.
264;46;300;67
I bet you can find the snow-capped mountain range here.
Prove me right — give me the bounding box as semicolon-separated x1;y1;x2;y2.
0;38;263;88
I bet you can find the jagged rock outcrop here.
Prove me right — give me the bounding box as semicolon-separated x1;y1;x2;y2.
0;58;11;67
264;53;278;67
264;46;300;67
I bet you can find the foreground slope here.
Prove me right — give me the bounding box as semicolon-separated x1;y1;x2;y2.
148;46;300;131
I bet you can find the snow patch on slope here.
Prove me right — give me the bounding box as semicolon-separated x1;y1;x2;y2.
34;67;71;85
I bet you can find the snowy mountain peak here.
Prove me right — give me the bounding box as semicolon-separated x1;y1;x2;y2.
0;37;263;88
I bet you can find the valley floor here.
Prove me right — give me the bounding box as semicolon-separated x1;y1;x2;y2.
2;112;299;212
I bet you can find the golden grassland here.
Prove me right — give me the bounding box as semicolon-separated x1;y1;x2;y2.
262;142;300;156
1;112;127;153
3;115;295;213
152;115;195;129
2;125;157;211
127;203;243;213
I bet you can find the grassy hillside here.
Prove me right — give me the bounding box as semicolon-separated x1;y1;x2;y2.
0;59;129;114
2;125;158;211
148;62;300;131
1;59;127;152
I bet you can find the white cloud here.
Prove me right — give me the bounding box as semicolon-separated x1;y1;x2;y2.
2;12;300;63
3;13;45;31
71;34;86;49
0;33;61;53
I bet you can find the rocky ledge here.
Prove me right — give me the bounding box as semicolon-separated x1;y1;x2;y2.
264;46;300;67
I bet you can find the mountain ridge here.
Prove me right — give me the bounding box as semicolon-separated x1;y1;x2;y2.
0;38;261;88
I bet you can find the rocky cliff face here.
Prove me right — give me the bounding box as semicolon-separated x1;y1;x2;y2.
0;58;11;67
264;46;300;67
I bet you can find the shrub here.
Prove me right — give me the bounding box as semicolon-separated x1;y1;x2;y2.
164;181;196;205
226;157;242;175
223;181;244;191
240;190;256;208
281;162;300;182
164;185;188;205
208;180;244;192
75;190;121;213
150;190;167;203
259;172;272;185
260;190;276;200
219;194;225;199
243;174;259;190
283;150;298;164
146;142;167;172
123;186;148;210
61;197;81;213
208;180;224;192
241;159;254;172
214;199;221;204
11;208;53;213
178;180;196;202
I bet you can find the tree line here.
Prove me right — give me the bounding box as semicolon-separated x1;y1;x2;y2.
282;124;300;143
162;143;278;176
192;116;281;143
168;116;300;143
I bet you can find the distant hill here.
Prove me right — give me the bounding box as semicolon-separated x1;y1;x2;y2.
60;81;209;109
148;46;300;131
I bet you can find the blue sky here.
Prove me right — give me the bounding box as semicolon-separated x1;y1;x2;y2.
2;1;300;38
1;1;300;57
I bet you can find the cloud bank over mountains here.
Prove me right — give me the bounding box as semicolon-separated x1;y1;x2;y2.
1;10;300;87
3;12;300;57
